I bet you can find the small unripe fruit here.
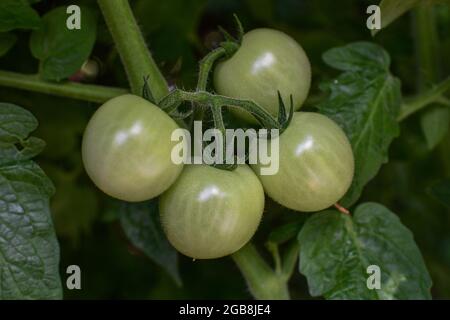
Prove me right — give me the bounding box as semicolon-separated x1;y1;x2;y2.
252;112;354;212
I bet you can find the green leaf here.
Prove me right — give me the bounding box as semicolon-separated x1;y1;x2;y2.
372;0;421;36
298;202;432;299
267;220;305;245
0;103;46;166
428;178;450;208
0;32;17;57
420;106;449;149
318;42;402;207
30;6;97;81
0;0;41;32
0;102;62;299
119;200;181;286
43;164;98;244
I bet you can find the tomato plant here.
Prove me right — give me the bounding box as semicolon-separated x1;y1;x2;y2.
0;0;449;302
214;28;311;123
160;164;264;259
252;112;354;212
82;94;183;202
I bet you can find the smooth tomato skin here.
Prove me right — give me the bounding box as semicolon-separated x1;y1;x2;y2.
214;28;311;123
159;164;265;259
252;112;354;212
82;94;183;202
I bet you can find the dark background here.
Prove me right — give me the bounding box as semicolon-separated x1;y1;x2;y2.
0;0;449;299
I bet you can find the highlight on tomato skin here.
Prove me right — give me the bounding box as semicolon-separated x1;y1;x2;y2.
159;164;265;260
214;28;311;123
81;94;184;202
252;112;355;212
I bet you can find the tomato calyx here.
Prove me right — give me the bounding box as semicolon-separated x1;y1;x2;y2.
159;89;293;132
217;14;244;58
195;15;244;94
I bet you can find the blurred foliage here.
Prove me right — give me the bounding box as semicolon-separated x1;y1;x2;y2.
0;0;449;299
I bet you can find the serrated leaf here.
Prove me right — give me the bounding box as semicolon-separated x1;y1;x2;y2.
0;0;41;32
318;42;402;207
0;103;62;299
30;6;97;81
420;106;449;149
428;178;450;208
298;202;432;300
119;200;181;286
0;103;38;143
0;33;17;57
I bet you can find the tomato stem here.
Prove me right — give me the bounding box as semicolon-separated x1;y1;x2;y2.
192;47;227;124
0;70;128;103
232;243;291;300
98;0;169;100
398;4;450;121
334;203;350;215
197;47;227;92
398;76;450;121
411;4;450;178
160;89;282;129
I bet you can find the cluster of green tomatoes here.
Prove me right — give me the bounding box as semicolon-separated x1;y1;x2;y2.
82;28;354;259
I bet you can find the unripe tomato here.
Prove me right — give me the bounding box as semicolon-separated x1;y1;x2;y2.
214;28;311;123
160;164;265;259
82;94;183;202
252;112;354;212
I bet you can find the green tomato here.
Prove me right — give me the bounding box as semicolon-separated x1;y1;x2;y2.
160;164;264;259
252;112;354;212
82;94;183;202
214;28;311;123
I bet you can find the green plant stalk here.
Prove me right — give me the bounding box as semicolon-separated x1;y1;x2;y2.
231;244;290;300
413;4;440;89
0;70;128;103
398;4;450;121
398;76;450;120
412;3;450;175
160;89;281;129
192;47;227;126
97;0;169;100
197;47;226;91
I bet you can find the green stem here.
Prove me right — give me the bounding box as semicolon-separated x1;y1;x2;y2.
197;47;226;91
231;244;290;300
193;47;227;125
210;102;226;135
0;70;128;103
412;3;450;176
160;89;281;129
266;242;282;274
412;4;440;89
398;76;450;120
98;0;169;100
